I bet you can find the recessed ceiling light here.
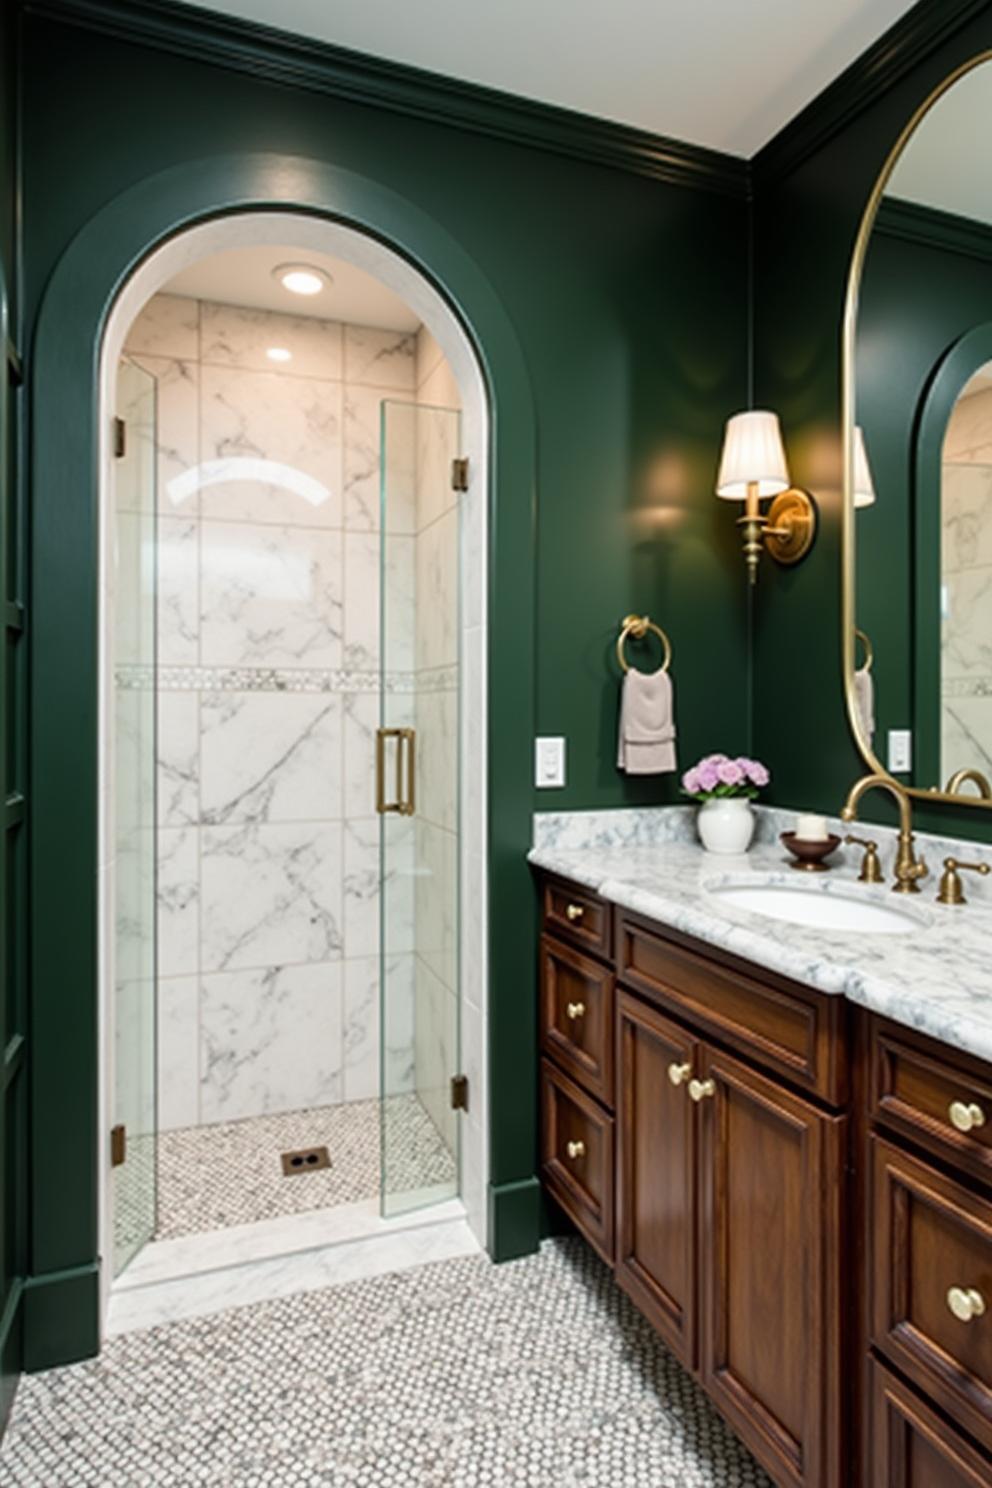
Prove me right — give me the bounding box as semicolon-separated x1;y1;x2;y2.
273;263;329;296
266;347;292;363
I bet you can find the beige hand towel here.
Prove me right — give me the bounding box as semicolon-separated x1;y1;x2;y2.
617;668;677;775
853;667;875;743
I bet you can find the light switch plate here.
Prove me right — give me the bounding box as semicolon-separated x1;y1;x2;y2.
887;729;912;774
535;736;566;788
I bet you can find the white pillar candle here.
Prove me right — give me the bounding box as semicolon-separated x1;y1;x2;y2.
794;812;829;842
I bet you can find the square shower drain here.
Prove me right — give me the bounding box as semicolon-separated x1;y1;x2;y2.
280;1145;332;1176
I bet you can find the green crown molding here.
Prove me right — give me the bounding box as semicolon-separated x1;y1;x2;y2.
752;0;990;188
21;0;750;197
875;196;992;265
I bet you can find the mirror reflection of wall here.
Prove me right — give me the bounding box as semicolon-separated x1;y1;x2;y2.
852;58;992;802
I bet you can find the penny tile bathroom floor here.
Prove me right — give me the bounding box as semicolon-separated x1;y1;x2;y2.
0;1237;772;1487
155;1095;456;1238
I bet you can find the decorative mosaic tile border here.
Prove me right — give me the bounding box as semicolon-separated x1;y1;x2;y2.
943;676;992;699
116;663;458;695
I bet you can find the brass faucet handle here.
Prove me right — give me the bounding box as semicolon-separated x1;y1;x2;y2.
937;857;991;906
845;835;884;884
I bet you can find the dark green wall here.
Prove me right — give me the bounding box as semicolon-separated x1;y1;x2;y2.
0;0;25;1431
855;211;992;790
752;10;992;843
18;7;748;1368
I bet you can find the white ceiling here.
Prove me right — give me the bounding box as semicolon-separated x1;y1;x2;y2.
175;0;916;156
166;243;422;327
886;60;992;226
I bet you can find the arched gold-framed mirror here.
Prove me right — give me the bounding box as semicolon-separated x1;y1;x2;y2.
843;50;992;811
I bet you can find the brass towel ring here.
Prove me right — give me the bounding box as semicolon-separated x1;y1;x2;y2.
855;628;873;673
617;614;672;675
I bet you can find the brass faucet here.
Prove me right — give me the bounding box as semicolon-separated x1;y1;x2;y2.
945;768;992;801
840;774;928;895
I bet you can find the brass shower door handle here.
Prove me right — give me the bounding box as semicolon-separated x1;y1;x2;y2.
376;727;416;816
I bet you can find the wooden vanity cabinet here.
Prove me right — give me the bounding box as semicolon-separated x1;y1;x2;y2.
537;872;992;1488
539;875;847;1488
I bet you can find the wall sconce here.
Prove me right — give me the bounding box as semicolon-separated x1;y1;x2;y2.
853;425;876;509
715;410;817;584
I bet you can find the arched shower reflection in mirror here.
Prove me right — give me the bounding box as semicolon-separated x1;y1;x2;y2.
851;55;992;802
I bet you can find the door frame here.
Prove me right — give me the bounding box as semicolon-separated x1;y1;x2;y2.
28;154;538;1369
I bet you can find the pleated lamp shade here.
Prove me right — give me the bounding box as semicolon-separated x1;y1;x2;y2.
853;425;877;509
716;410;790;500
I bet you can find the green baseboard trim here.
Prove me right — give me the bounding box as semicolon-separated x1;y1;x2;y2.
0;1280;23;1433
488;1176;541;1262
23;1264;99;1372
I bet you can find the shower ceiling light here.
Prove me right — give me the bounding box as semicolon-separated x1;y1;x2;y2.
266;347;292;363
274;263;329;296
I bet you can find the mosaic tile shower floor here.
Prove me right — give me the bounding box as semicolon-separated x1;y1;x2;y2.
154;1096;456;1240
0;1238;772;1488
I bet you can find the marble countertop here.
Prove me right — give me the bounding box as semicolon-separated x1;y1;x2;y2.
529;807;992;1066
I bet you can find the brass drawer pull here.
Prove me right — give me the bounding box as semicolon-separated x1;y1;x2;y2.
688;1077;716;1103
947;1286;987;1323
565;903;585;923
949;1100;986;1134
565;1139;586;1160
565;1001;586;1020
668;1062;691;1087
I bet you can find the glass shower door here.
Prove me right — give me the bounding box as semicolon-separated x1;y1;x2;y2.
379;399;461;1217
112;358;158;1274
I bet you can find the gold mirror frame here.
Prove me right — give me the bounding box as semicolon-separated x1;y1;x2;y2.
841;50;992;811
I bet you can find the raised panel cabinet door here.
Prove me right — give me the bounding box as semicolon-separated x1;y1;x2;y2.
540;934;614;1106
615;990;698;1368
871;1359;992;1488
698;1044;846;1488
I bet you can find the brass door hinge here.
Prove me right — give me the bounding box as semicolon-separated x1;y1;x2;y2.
110;1124;126;1167
451;457;469;492
450;1074;469;1112
113;417;126;459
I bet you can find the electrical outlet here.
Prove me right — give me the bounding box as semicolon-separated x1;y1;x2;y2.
535;736;566;788
887;729;912;774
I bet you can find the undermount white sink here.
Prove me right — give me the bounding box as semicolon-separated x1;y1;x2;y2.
705;879;928;936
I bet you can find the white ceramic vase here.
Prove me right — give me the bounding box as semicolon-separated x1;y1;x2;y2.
697;796;755;855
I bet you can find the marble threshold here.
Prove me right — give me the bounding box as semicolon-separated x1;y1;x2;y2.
107;1197;475;1336
530;804;992;1066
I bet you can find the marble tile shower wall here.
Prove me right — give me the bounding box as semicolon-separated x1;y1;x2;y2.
120;293;456;1131
942;386;992;780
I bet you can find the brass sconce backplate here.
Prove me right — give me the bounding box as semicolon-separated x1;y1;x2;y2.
763;488;817;566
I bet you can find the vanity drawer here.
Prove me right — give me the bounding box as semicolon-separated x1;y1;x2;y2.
870;1359;992;1488
540;1058;614;1264
542;876;612;960
540;935;614;1106
869;1019;992;1185
616;913;847;1105
870;1136;992;1454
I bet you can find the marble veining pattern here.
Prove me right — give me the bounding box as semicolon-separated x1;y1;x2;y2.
531;805;992;1064
118;294;466;1152
0;1238;771;1487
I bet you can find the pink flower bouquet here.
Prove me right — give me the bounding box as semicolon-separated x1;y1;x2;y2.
681;753;770;802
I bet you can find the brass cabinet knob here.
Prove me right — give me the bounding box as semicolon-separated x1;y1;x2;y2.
565;903;585;922
947;1286;987;1323
668;1061;691;1087
565;1001;586;1021
949;1100;987;1134
688;1077;716;1103
565;1139;586;1160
